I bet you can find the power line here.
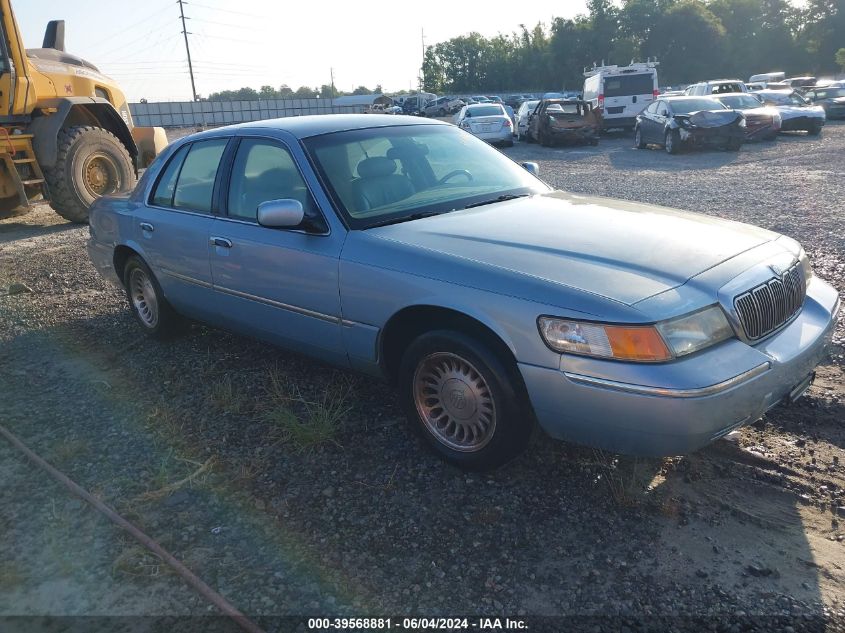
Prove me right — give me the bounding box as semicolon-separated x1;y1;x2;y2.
84;1;174;51
186;2;266;18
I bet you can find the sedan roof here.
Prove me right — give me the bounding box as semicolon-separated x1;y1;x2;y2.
189;114;446;140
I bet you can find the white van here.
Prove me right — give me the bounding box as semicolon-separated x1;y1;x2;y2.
749;72;785;84
583;61;659;129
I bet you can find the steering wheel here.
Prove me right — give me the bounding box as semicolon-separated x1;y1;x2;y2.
438;169;473;185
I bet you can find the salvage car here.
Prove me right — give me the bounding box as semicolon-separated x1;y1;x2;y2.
714;93;781;140
515;99;540;141
635;96;746;154
803;85;845;120
88;115;840;470
756;90;826;135
528;99;600;147
685;79;748;96
454;103;513;147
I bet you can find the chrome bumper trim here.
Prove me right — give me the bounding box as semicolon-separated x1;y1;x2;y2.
563;362;771;398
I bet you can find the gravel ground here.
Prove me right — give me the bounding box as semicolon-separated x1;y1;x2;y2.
0;122;844;632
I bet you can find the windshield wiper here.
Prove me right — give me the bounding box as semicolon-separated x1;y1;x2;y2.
366;211;443;229
464;193;529;209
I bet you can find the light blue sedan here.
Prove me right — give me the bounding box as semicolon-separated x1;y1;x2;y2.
87;115;840;470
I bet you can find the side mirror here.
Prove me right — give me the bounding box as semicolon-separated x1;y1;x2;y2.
521;162;539;176
257;199;304;228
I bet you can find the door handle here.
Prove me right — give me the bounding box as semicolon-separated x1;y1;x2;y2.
210;237;232;248
139;222;154;232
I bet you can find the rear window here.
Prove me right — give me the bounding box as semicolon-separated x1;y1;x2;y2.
466;105;504;117
603;74;654;97
710;83;744;94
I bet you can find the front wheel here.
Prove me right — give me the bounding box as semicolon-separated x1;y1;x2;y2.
43;126;136;223
398;330;533;470
726;137;743;151
438;108;447;117
664;129;680;154
807;122;822;136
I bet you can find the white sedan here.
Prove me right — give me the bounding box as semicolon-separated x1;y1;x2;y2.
515;99;539;141
454;104;513;147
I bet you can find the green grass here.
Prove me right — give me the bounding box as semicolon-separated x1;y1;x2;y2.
264;369;351;450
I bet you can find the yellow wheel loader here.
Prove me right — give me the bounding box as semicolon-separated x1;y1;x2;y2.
1;2;167;222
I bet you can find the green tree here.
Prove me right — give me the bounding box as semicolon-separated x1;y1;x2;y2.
837;47;845;70
644;1;726;83
293;86;317;98
259;85;277;98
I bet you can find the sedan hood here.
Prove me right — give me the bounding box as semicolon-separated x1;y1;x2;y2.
773;104;826;120
365;192;777;305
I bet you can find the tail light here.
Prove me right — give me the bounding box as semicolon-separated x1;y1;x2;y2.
502;118;512;128
598;94;604;111
652;89;660;99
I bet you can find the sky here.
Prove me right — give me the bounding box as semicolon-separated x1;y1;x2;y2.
15;0;588;103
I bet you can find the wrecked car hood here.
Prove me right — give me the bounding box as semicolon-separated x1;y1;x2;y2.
680;110;743;127
772;104;826;120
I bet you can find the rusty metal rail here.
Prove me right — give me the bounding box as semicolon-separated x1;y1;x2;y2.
0;423;266;633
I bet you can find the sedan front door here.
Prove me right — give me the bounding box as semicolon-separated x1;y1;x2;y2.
208;136;347;366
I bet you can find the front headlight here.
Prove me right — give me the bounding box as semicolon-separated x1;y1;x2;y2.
654;306;734;357
538;305;734;362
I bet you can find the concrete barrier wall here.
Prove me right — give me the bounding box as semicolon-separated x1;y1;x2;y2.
129;99;363;127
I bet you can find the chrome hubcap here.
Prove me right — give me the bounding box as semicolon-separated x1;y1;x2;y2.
129;268;158;328
413;352;496;452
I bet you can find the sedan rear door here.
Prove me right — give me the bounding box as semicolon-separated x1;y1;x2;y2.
133;138;229;319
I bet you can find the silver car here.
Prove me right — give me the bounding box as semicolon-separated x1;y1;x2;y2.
515;99;540;141
455;103;513;147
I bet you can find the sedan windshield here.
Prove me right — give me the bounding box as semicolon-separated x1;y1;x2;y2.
718;95;763;109
669;98;726;114
304;124;549;229
814;88;845;99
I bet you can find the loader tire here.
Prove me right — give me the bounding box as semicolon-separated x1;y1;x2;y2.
44;126;135;223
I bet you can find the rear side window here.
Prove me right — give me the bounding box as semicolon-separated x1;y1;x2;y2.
173;139;228;212
151;145;190;207
604;74;654;97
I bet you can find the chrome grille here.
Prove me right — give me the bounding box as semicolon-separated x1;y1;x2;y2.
734;263;805;340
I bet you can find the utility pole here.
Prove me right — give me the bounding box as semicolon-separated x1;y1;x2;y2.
330;67;335;100
177;0;198;102
420;28;425;92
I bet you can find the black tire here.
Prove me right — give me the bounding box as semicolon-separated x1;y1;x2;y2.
438;108;447;117
726;137;743;151
122;255;182;339
44;126;136;223
539;130;551;147
398;330;533;470
503;140;514;148
807;122;822;136
664;129;680;154
634;125;646;149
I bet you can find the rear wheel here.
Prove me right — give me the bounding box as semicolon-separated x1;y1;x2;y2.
726;137;743;151
122;255;182;339
44;126;135;223
634;126;646;149
664;129;680;154
398;330;532;470
807;121;822;136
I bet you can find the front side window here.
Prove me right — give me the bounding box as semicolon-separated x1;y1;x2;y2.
227;138;318;222
169;139;228;212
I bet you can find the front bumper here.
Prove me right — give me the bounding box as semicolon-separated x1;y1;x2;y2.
781;115;824;131
519;277;840;457
679;125;745;146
